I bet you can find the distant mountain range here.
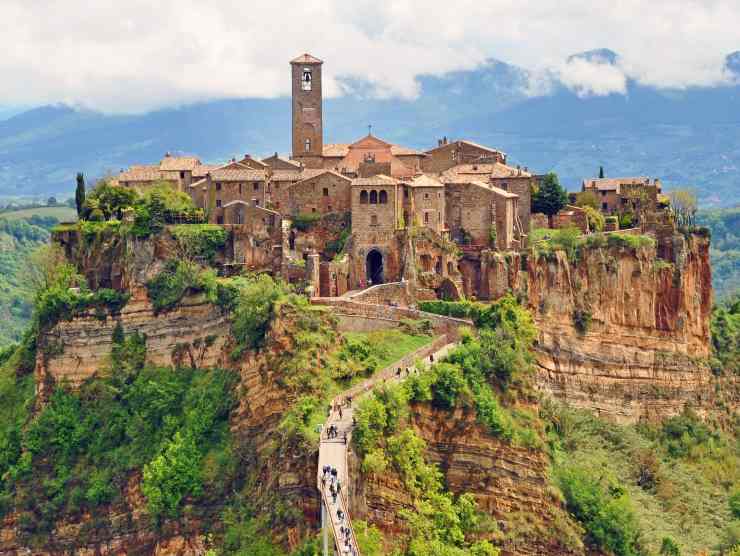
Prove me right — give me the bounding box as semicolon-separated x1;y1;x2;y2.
1;49;739;207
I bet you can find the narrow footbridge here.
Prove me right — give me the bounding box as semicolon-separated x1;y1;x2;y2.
317;339;456;555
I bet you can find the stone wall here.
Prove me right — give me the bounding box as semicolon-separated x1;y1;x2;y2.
288;172;351;215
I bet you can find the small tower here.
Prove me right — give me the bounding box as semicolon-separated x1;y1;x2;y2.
290;53;323;167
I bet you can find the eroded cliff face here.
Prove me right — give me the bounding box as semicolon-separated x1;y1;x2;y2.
35;288;230;400
527;233;714;422
349;404;585;556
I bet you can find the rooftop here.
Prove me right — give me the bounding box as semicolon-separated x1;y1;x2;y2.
159;155;200;171
290;53;323;64
582;177;651;192
426;139;506;157
408;173;444;188
351;175;398;187
119;165;161;182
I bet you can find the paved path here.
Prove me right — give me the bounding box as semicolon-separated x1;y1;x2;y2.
317;340;457;556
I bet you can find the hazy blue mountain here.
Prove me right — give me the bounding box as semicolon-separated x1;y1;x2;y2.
1;50;739;207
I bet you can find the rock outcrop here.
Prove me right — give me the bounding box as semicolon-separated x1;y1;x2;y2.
527;233;714;422
349;403;584;556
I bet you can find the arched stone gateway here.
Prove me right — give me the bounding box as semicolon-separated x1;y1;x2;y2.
437;278;462;301
366;249;384;285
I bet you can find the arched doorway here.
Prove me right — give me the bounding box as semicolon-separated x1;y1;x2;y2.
366;249;384;285
437;278;462;301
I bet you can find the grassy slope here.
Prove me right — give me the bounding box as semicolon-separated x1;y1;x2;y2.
342;329;434;369
0;206;77;221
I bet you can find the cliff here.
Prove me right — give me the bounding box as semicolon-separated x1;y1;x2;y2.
526;232;715;422
349;403;584;556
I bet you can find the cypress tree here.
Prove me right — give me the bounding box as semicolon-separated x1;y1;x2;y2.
75;172;86;217
599;166;605;179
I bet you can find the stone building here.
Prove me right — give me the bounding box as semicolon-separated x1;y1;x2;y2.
290;54;324;169
422;139;506;173
189;162;268;224
288;170;352;216
118;153;202;192
582;176;663;229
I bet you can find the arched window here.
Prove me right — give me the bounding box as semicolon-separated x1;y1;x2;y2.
304;138;311;152
369;190;378;204
360;190;368;204
447;261;454;275
379;190;388;204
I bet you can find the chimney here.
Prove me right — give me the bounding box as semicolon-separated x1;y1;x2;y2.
231;157;236;162
165;151;171;157
244;153;251;159
524;166;528;173
438;139;443;147
443;136;448;145
274;152;278;157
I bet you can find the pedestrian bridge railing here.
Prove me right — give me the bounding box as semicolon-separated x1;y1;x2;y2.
317;473;361;556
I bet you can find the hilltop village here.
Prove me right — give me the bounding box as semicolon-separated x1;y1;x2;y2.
112;53;674;303
6;53;729;556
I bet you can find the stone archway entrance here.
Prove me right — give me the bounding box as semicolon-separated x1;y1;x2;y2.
366;249;384;286
437;278;462;301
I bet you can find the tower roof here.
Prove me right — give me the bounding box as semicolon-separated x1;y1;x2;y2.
290;53;323;64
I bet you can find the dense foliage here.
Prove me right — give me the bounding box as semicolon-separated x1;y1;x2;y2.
146;259;216;313
697;206;740;300
0;326;238;535
710;295;739;375
531;172;567;218
545;403;740;555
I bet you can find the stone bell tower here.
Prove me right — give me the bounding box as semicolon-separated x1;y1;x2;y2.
290;53;324;168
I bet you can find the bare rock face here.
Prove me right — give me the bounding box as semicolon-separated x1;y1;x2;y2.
34;288;231;400
349;404;585;556
527;233;715;422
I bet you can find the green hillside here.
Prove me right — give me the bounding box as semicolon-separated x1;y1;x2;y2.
697;207;740;300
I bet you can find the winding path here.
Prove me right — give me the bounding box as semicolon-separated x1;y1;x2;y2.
317;338;457;556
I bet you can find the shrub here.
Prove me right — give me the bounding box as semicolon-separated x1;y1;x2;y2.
582;205;605;232
606;233;655;250
145;260;216;313
730;488;740;518
430;363;467;409
170;224;227;262
619;211;635;229
291;212;321;231
557;465;642;556
573;309;592;334
228;274;289;359
82;180;138;220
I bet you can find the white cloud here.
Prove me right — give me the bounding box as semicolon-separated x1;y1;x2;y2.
0;0;738;113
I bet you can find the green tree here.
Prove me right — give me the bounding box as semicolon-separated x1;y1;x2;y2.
75;172;86;217
668;188;698;228
599;166;605;179
532;173;568;225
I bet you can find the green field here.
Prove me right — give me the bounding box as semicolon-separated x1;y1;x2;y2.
343;329;433;369
0;206;77;222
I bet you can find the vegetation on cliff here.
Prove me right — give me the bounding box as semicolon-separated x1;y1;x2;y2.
544;402;740;555
698;206;740;300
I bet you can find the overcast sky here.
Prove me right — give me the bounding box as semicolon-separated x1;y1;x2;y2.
0;0;738;113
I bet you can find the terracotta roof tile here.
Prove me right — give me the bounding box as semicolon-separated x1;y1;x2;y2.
351;175;398;186
159;156;200;171
426;139;506;157
209;168;267;181
407;174;444;188
290;53;323;64
390;144;424;156
293;169;351;186
582;177;650;192
119;165;161;181
192;164;219;178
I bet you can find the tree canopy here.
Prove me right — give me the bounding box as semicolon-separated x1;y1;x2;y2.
532;172;568;217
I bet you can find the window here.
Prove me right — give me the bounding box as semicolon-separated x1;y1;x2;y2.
424;193;429;199
302;68;312;91
601;190;607;196
253;182;259;191
323;187;329;197
369;190;378;204
424;212;429;224
404;187;409;199
501;182;508;191
275;201;280;208
216;199;222;208
328;205;332;212
311;207;316;213
438;211;441;222
305;138;311;152
379;190;388;204
216;182;222;191
239;183;243;195
180;171;185;179
216;216;224;224
602;202;608;211
255;199;260;206
371;215;378;226
360;190;368;204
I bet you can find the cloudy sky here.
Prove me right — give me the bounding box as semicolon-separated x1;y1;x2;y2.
1;0;738;113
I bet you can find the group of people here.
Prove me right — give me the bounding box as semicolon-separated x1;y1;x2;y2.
321;465;357;554
325;424;347;443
